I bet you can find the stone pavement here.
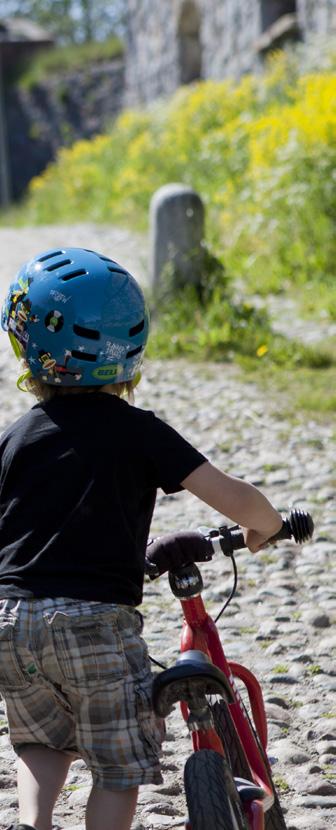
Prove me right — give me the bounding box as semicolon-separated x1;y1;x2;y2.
0;224;147;296
0;226;335;829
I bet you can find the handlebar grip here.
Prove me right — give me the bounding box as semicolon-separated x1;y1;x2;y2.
218;509;314;555
268;509;314;545
145;530;213;579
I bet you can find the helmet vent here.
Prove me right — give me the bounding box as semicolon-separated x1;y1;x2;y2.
38;250;64;262
71;350;97;362
129;319;145;337
62;268;87;281
46;259;72;272
107;265;127;275
73;324;100;340
126;345;143;359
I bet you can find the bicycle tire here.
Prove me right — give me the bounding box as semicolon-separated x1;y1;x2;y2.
212;699;287;830
184;748;248;830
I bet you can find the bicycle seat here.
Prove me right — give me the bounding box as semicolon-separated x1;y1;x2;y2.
152;649;235;717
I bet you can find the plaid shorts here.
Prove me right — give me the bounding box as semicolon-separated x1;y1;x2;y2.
0;597;163;789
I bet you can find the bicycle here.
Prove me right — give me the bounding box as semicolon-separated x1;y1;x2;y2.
145;508;314;830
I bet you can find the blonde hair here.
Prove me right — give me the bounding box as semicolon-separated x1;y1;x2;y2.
22;367;135;404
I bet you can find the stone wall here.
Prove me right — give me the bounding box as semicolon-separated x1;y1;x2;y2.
297;0;336;33
5;59;124;199
125;0;336;106
125;0;181;105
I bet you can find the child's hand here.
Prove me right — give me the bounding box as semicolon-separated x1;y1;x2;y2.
243;527;277;553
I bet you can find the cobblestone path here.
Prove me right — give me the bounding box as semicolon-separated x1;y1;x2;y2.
0;226;335;830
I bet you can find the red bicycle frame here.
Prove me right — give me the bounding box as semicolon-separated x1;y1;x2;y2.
179;592;274;830
149;512;313;828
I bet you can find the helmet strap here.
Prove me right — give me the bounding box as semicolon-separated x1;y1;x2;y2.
7;332;32;391
17;369;32;393
132;371;142;388
9;331;24;359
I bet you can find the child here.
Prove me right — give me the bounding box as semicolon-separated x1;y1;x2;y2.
0;247;282;830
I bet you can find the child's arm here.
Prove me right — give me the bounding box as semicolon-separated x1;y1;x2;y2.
181;461;283;553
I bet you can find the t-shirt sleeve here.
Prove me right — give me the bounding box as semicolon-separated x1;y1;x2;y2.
144;412;207;494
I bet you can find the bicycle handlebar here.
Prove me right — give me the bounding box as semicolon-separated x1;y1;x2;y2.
145;509;314;579
217;508;314;555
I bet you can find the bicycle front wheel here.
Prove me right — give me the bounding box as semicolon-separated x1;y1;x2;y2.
212;700;287;830
184;748;247;830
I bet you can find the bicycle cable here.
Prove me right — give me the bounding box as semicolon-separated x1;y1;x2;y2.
149;654;167;670
214;551;238;624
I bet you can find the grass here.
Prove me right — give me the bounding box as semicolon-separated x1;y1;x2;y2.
146;276;336;403
292;282;336;324
272;664;289;674
141;248;336;416
307;664;322;675
248;363;336;420
273;775;290;793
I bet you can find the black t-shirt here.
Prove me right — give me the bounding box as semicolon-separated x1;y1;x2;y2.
0;393;206;605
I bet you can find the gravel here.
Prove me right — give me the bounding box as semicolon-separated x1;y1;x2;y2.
0;225;335;829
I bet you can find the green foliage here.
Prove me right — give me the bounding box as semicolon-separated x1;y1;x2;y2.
147;275;334;370
272;664;289;674
255;363;336;417
273;775;290;794
307;664;322;675
22;49;336;322
17;37;123;89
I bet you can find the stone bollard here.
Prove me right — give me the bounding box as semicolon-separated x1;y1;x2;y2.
149;183;205;293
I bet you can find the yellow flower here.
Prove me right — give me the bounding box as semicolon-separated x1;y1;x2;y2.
256;344;268;357
248;73;336;171
29;176;45;192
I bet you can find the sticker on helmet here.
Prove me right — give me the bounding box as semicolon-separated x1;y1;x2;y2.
92;364;122;380
45;310;64;332
38;351;56;370
8;317;28;350
104;341;126;359
38;349;83;383
50;289;71;304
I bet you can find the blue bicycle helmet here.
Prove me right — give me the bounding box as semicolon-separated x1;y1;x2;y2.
1;247;149;387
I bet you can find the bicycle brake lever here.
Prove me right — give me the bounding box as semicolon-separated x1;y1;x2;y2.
198;526;233;558
197;526;220;538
